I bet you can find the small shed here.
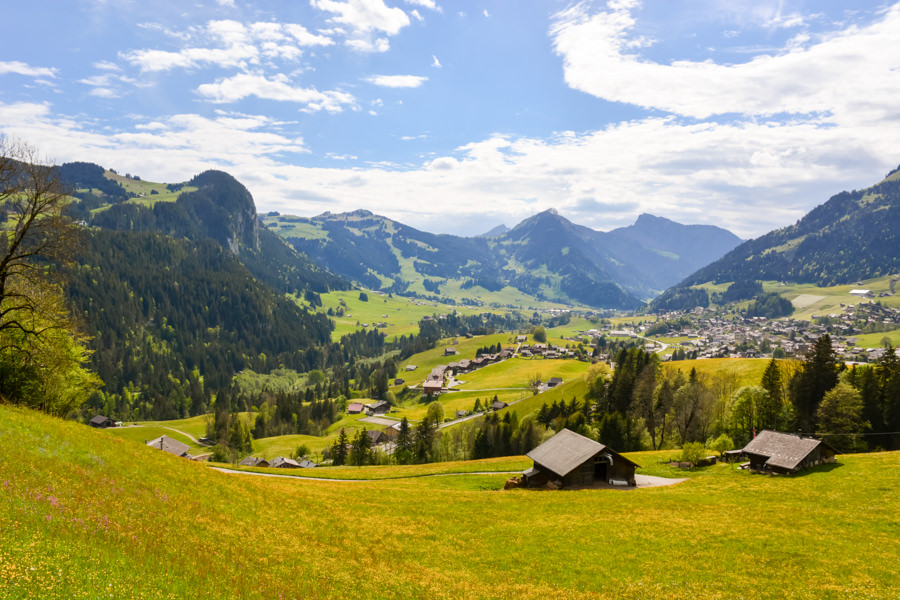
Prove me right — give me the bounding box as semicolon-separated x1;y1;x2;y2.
90;415;116;428
347;402;365;414
491;400;508;411
547;377;563;388
741;430;838;474
146;435;192;459
524;429;638;488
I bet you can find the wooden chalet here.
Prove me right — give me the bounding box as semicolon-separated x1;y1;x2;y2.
547;377;563;388
270;456;301;469
347;402;365;414
524;429;638;488
422;380;443;395
238;456;270;468
491;400;508;411
146;435;192;459
740;430;838;475
89;415;116;428
367;400;391;415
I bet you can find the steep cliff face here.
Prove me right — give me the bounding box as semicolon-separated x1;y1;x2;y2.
183;170;259;255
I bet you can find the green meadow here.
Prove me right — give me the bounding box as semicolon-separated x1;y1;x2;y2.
3;405;899;599
314;290;486;340
663;357;772;387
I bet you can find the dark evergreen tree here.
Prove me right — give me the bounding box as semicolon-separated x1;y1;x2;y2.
791;335;840;433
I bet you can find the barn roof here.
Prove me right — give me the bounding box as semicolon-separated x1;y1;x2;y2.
526;429;637;478
146;435;190;457
742;430;837;471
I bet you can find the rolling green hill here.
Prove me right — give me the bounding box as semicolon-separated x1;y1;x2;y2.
4;405;899;599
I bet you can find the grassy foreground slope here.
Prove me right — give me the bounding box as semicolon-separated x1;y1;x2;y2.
3;406;900;599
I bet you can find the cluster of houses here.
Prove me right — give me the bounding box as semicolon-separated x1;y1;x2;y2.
594;297;899;363
517;342;576;360
238;456;317;469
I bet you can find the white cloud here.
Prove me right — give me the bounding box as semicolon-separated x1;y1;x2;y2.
217;0;236;6
363;74;428;88
483;9;490;18
312;0;410;52
122;20;333;72
196;73;357;112
551;2;900;121
312;0;410;35
93;60;122;72
346;37;391;53
405;0;438;9
0;61;57;78
431;55;442;68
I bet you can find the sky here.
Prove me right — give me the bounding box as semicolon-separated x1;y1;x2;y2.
2;0;900;238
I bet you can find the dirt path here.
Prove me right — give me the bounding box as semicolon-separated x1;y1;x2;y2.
210;466;522;482
127;424;202;445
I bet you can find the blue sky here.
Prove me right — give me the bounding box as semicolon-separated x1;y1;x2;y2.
2;0;899;238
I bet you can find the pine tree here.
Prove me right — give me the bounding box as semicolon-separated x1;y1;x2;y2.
791;334;840;433
395;417;414;464
332;428;349;466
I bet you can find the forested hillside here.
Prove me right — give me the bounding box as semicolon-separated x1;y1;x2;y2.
683;168;900;287
62;230;340;420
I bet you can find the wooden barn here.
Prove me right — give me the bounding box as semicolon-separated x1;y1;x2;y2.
523;429;639;489
741;430;838;475
89;415;116;428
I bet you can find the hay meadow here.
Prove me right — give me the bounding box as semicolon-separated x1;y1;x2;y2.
2;405;899;599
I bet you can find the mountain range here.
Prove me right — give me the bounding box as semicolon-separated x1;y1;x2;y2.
266;208;742;309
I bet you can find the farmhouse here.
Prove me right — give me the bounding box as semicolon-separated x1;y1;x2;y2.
367;429;388;446
740;430;838;474
423;380;443;395
491;400;508;411
145;435;192;459
89;415;116;428
347;402;364;414
270;456;301;468
238;456;270;468
524;429;638;488
367;400;390;415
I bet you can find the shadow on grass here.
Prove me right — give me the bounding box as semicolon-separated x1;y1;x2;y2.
793;461;844;477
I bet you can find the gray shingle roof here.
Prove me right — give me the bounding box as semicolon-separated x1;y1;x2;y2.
742;430;834;471
526;429;610;478
146;435;190;457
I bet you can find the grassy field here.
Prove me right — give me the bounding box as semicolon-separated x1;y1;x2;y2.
663;357;772;387
4;405;899;599
766;275;900;319
314;290;486;340
456;357;588;391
